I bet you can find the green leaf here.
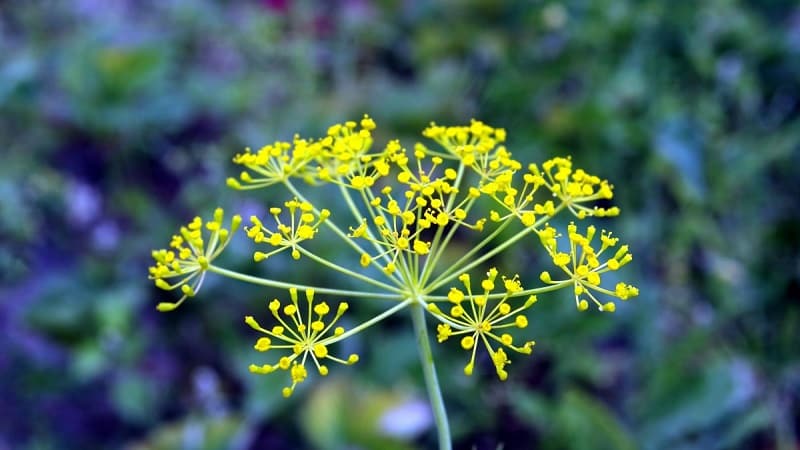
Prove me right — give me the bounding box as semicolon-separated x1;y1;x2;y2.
558;389;637;450
638;358;753;449
111;372;159;425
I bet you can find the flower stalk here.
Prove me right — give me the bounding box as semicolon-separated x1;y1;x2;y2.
411;301;452;450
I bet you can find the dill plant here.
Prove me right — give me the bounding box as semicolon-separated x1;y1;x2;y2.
148;116;638;449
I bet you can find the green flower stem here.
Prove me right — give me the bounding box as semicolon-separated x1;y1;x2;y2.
420;198;476;288
418;163;467;285
207;265;404;300
420;215;449;283
410;301;451;450
415;298;466;329
340;183;386;257
425;202;567;293
446;163;466;210
296;246;404;293
283;180;371;258
351;185;416;287
424;218;513;292
423;280;574;301
325;298;412;345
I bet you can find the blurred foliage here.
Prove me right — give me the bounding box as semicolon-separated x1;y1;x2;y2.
1;0;799;449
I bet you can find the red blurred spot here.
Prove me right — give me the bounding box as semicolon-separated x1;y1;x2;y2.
261;0;289;13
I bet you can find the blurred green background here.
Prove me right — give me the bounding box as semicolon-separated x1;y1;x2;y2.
1;1;799;449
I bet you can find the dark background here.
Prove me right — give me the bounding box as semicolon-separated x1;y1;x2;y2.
1;1;799;449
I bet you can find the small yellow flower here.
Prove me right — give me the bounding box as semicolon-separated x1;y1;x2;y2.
247;199;330;262
227;137;321;189
245;288;358;397
422;120;519;179
312;115;391;185
427;269;537;380
149;208;242;311
413;240;430;255
534;157;619;219
539;222;637;312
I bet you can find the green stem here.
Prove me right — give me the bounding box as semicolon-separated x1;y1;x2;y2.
410;302;451;450
426;202;568;293
207;265;403;300
423;280;573;301
297;246;403;293
282;180;369;258
424;218;513;292
342;183;382;254
419;199;476;288
324;299;411;344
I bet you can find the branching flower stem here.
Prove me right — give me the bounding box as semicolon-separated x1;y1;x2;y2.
283;180;370;257
208;265;404;300
424;202;567;293
326;298;412;345
423;280;573;302
296;246;403;292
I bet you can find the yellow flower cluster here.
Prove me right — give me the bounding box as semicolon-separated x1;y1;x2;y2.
427;268;537;380
537;157;618;219
245;288;358;397
150;115;639;395
422;120;518;178
422;121;619;227
148;208;242;311
247;199;330;261
315;117;386;186
538;222;638;312
348;149;488;274
227;115;386;189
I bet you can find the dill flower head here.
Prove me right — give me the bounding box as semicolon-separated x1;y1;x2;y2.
148;208;241;311
427;269;538;380
422;119;516;178
247;199;331;261
535;157;619;219
149;114;641;435
227;115;381;189
312;115;381;183
539;221;638;312
245;288;358;398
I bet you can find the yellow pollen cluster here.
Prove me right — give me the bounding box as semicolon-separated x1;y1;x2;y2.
536;157;619;219
245;288;358;398
416;130;617;229
228;115;389;189
422;120;517;178
227;138;313;189
428;269;537;380
539;222;637;312
344;141;492;276
247;199;330;261
149;208;241;311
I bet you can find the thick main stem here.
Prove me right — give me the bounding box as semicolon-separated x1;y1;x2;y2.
410;302;452;450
